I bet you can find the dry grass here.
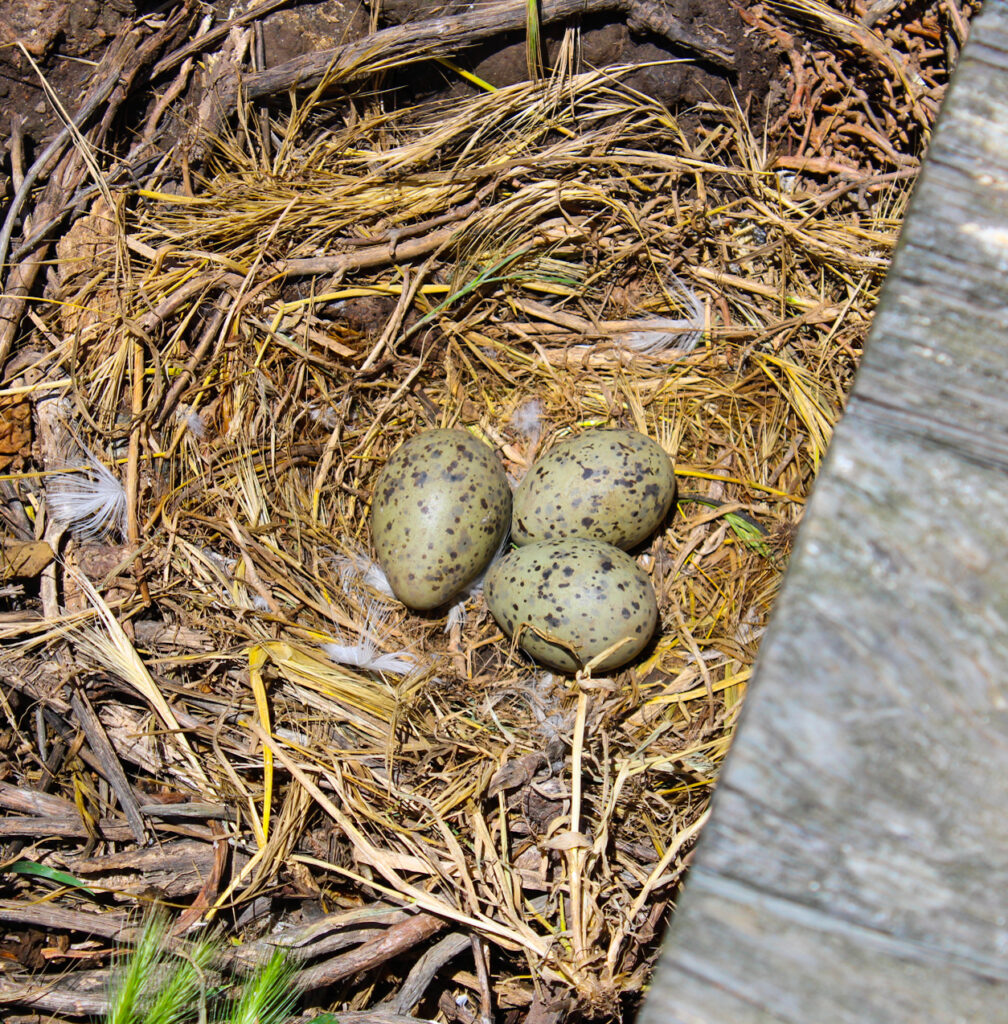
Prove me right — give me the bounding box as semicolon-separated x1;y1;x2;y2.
2;39;914;1022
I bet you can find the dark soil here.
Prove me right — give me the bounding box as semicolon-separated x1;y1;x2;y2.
0;0;134;140
0;0;781;181
381;1;783;112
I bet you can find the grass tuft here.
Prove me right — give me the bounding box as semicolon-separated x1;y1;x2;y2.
106;914;173;1024
223;949;299;1024
104;916;296;1024
142;932;219;1024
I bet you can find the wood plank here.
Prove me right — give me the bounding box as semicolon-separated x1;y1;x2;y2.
639;1;1008;1020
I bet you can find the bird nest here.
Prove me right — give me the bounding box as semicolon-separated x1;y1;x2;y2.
1;31;921;1024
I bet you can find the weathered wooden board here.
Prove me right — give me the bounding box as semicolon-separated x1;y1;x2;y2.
638;2;1008;1021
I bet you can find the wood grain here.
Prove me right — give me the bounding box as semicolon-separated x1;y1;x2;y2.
639;2;1008;1020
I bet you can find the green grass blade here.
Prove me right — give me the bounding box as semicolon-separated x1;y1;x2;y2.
404;249;531;339
724;512;773;558
6;858;96;895
526;0;544;80
677;495;772;557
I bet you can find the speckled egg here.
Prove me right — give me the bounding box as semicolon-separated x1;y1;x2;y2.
512;428;676;550
371;429;511;610
484;538;658;672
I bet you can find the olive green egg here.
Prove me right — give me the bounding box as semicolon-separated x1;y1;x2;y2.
485;538;658;673
370;429;511;610
512;428;676;549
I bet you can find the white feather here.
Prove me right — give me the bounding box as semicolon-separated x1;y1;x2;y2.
510;398;543;440
616;271;704;355
47;446;127;540
444;597;468;632
324;598;417;676
307;403;340;429
323;642;416;675
175;404;206;439
334;550;396;600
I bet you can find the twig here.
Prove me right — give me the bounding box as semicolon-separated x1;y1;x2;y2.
151;0;293;79
567;683;590;969
0;63;122;282
127;334;151;606
315;1014;439;1024
0;971;109;1016
8;116;25;191
766;0;927;125
10;153;162;264
0;10;190;370
142;55;197;149
772;154;863;176
0;779;74;816
389;932;471;1015
276;221;474;277
152;303;227;431
622;808;710;926
470;934;494;1024
943;0;970;44
298;913;446;990
0;902;130;940
67;688;149;845
172;829;228;935
838;121;919;168
36;515;148;844
0;814;136;839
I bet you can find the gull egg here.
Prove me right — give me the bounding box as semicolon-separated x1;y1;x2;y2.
512;428;675;549
371;429;511;610
485;537;658;672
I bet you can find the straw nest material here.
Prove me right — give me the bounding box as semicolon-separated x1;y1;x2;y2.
2;32;917;1021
